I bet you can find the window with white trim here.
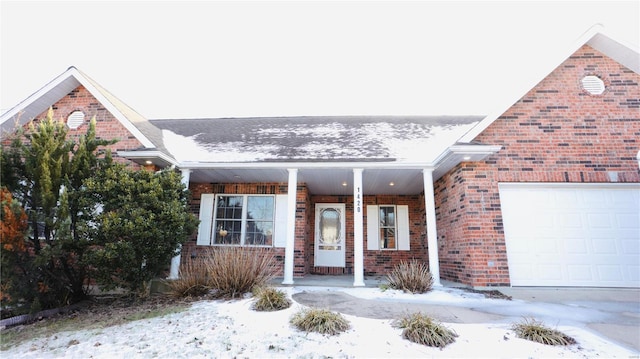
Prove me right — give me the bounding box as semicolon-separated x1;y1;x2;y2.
378;205;396;249
367;204;410;251
213;195;274;246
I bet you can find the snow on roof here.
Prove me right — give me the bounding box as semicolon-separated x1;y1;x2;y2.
151;116;482;163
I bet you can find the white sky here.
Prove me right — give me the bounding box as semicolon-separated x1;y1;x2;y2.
1;1;639;119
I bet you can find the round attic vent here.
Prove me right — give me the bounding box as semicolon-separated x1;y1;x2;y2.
67;110;85;129
581;75;605;95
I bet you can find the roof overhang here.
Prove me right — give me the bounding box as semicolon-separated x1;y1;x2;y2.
166;143;501;195
117;150;178;168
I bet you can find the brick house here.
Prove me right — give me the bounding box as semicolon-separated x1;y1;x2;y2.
2;27;639;288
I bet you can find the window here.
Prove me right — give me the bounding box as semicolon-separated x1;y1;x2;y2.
378;205;396;249
213;195;274;246
366;204;410;251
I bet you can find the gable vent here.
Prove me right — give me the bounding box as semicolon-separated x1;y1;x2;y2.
581;75;605;95
67;110;85;129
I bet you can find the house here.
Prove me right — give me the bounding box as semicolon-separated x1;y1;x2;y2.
2;26;638;288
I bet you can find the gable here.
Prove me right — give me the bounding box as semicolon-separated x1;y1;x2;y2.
474;44;640;182
460;27;640;143
0;67;158;150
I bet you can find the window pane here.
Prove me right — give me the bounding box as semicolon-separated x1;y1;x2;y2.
247;196;274;221
380;206;395;227
214;220;242;245
380;228;396;249
246;221;273;246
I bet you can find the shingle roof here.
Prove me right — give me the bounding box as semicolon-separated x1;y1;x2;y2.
150;116;482;163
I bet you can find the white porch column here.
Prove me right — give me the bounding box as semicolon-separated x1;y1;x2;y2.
353;168;365;286
282;168;298;285
422;168;442;286
169;168;191;279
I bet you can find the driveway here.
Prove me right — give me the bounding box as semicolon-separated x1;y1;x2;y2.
291;283;640;353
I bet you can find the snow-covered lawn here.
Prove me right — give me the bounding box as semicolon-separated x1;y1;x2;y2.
2;286;636;358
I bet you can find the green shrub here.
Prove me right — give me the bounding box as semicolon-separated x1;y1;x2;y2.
203;247;276;299
290;308;351;335
386;260;434;293
511;318;577;346
252;287;291;311
166;259;211;298
393;312;458;348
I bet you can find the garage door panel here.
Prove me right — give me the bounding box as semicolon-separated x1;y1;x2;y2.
500;183;640;288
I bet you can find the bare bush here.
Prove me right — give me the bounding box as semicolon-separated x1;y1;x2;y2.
203;247;276;299
386;260;433;293
512;318;577;346
252;287;291;311
290;308;350;335
166;259;211;298
393;312;458;348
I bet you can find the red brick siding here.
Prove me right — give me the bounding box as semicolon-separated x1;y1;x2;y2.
185;182;310;277
436;44;640;287
310;194;427;276
3;86;146;169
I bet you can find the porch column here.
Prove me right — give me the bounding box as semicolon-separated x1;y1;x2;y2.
353;168;365;286
422;168;442;286
169;168;191;279
282;168;298;285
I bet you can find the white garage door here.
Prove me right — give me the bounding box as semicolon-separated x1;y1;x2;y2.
499;183;640;287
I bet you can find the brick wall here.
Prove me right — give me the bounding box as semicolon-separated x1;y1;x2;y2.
435;44;640;287
186;182;310;277
310;194;427;276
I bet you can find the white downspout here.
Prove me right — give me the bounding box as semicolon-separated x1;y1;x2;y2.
282;168;298;285
423;168;442;287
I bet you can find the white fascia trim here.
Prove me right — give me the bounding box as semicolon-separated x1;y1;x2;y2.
458;25;638;144
177;161;437;171
0;68;76;126
117;150;178;167
69;68;155;148
433;144;502;164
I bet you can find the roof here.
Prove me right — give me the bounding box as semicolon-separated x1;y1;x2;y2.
458;25;640;143
0;67;158;149
150;116;483;163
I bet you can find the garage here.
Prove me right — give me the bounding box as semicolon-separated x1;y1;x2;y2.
499;183;640;287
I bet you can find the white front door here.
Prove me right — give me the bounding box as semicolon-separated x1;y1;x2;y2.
315;203;346;267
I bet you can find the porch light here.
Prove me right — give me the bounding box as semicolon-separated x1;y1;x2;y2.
145;160;153;165
463;156;471;161
389;182;395;186
342;181;348;187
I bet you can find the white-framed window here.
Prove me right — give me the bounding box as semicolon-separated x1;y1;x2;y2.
197;193;288;247
378;205;396;249
367;204;410;251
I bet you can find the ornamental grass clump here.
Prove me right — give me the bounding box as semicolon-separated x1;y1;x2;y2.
252;287;291;312
290;308;351;335
204;247;277;299
166;258;211;298
393;312;458;348
511;318;577;346
386;260;434;293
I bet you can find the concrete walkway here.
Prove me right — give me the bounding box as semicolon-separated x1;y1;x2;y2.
278;275;640;353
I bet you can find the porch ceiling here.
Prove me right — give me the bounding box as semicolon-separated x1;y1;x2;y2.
188;167;426;195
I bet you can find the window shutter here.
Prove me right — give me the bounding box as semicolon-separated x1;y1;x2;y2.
196;194;215;245
366;205;379;250
273;194;288;248
397;205;410;250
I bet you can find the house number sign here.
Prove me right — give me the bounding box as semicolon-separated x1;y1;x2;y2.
355;187;361;213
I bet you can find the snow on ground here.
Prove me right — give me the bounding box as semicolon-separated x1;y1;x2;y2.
3;286;637;358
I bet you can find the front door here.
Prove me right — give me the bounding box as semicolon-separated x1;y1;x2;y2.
314;203;346;267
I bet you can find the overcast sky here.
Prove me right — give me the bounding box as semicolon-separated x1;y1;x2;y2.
1;1;638;119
